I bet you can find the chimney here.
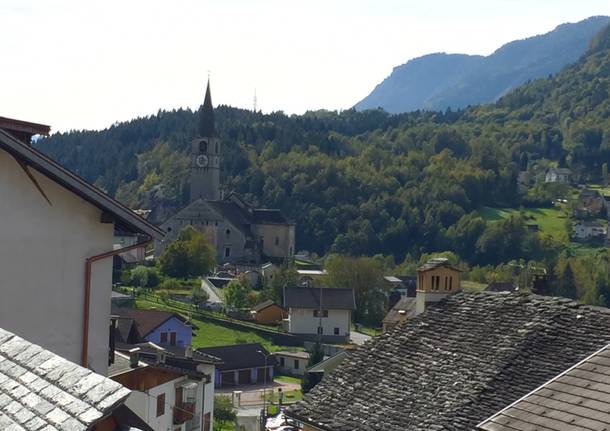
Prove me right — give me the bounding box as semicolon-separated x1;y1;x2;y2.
128;348;141;368
185;346;193;359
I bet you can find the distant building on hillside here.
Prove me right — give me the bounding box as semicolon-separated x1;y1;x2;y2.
545;167;572;184
576;188;605;218
574;220;606;240
155;81;295;265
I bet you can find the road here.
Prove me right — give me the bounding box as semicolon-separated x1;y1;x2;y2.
350;331;372;345
201;277;223;304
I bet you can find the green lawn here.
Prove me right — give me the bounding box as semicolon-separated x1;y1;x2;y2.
477;206;568;241
461;280;487;291
135;298;293;352
275;375;302;385
352;324;380;337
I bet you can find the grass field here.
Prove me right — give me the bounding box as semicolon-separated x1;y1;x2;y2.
461;280;487;291
477;206;568;241
135;298;293;352
275;375;302;385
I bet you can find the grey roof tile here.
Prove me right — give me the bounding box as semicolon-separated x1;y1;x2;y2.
288;292;610;430
0;327;130;430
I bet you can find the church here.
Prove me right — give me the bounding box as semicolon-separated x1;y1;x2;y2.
154;81;296;264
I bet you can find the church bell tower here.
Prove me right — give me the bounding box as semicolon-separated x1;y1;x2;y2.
190;80;221;202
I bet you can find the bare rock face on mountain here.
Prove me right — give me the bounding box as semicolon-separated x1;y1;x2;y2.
355;16;610;113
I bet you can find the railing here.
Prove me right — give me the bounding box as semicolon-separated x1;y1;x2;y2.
173;401;195;425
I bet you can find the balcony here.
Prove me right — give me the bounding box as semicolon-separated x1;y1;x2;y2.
173;401;195;425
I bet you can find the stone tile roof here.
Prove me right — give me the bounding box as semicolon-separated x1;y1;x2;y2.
478;343;610;431
0;327;130;430
382;296;417;324
287;292;610;431
284;288;356;310
196;343;276;371
111;307;196;337
417;257;460;273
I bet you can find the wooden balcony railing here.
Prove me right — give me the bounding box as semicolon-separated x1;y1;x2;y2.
173;401;195;424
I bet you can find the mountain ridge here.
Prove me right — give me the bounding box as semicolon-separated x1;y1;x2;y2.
355;15;610;113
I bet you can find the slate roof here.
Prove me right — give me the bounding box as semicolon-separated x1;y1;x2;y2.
0;128;163;238
0;327;131;430
196;343;276;371
252;209;291;225
382;296;417;324
111;307;195;337
287;292;610;431
252;300;284;312
478;343;610;431
417;257;460;273
284;288;356;310
485;282;518;293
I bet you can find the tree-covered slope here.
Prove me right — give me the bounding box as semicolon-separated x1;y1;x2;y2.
38;22;610;267
355;16;610;113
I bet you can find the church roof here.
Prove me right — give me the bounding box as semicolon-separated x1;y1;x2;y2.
198;80;215;138
252;209;292;225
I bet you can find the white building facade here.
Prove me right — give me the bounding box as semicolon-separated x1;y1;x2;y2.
0;127;162;375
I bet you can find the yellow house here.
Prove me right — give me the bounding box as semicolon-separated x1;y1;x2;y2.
415;258;461;315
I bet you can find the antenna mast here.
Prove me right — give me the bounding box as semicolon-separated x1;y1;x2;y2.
253;88;257;113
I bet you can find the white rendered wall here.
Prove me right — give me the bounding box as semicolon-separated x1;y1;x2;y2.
288;308;351;336
0;150;114;374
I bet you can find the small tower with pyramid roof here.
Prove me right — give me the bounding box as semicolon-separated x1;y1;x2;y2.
190;80;221;202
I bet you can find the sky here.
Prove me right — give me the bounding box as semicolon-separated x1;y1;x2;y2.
1;0;609;132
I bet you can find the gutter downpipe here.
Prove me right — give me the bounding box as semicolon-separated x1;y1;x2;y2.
81;235;152;368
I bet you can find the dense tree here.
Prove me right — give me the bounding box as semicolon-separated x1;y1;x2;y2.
158;226;215;277
325;255;388;325
224;279;251;309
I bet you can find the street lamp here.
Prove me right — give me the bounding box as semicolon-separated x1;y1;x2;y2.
257;350;269;422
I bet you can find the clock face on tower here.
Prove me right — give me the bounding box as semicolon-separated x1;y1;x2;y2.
196;154;209;167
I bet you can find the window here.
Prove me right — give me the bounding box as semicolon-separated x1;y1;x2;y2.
170;332;177;346
317;326;323;335
225;247;231;257
160;332;168;344
275;236;280;246
334;327;340;335
156;393;165;417
444;277;448;291
294;359;299;369
215;142;219;154
226;228;231;237
313;310;328;318
279;357;285;367
449;277;453;290
199;140;208;153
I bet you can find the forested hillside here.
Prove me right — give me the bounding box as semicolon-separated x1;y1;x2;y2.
355;16;609;113
39;23;610;276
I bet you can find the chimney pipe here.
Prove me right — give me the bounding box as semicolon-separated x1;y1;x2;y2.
129;348;140;368
185;345;193;359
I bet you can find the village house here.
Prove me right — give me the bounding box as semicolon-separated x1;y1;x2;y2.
155;82;295;264
110;344;219;431
196;343;276;388
251;299;287;325
112;307;196;347
272;351;311;377
286;292;610;431
544;167;572;183
0;327;152;430
0;118;163;375
284;287;355;343
573;220;607;240
576;188;605;217
477;343;610;430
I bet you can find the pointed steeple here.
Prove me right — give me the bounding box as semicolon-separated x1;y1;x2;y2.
198;80;215;137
